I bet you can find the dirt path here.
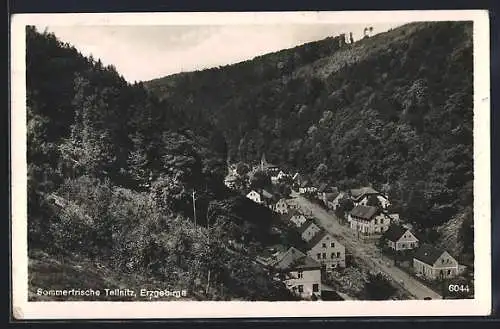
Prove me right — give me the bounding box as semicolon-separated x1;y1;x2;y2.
292;192;442;300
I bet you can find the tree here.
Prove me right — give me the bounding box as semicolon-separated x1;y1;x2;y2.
236;162;250;176
249;170;272;190
364;273;397;300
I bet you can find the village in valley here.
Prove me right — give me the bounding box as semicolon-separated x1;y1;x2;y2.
224;154;472;301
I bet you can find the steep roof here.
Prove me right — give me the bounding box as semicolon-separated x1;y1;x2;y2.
262;189;274;199
350;187;379;199
350;205;378;220
306;230;331;250
413;244;447;265
281;209;302;222
383;225;409;242
246;190;260;196
324;191;340;201
318;184;338;193
317;183;328;193
270;247;321;271
297;219;318;234
300;180;311;188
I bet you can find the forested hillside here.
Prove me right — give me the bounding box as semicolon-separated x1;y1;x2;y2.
26;26;299;301
145;21;474;246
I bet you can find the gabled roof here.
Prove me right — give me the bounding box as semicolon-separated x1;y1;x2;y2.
317;183;328;193
306;230;331;250
350;205;379;220
270;247;321;271
297;219;318;234
247;190;260;196
318;184;338;193
324;191;340;201
262;189;274;199
300;180;311;188
281;209;303;222
383;225;410;242
350;187;379;199
413;244;448;265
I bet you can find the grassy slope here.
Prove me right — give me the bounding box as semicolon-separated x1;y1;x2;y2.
28;249;199;301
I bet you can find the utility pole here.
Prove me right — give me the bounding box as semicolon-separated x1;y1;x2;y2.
192;190;197;228
206;213;211;295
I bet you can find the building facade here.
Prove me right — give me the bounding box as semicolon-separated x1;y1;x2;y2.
298;220;322;242
306;231;346;271
413;245;459;280
246;190;261;204
267;247;322;299
348;205;391;235
383;225;419;251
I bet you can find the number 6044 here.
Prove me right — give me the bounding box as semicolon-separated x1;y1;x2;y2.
448;284;470;293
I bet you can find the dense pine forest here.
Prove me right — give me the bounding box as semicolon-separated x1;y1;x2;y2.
146;22;474;258
26;26;301;301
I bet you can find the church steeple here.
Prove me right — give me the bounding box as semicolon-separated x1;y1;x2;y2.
260;153;267;170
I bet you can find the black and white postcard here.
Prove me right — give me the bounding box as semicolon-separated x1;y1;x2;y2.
10;10;491;319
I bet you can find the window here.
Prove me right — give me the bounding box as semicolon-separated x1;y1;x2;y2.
317;253;321;260
337;252;340;258
297;271;303;279
447;269;451;275
441;259;445;264
298;285;304;293
322;253;326;259
331;242;335;248
312;284;319;292
331;253;335;259
322;243;327;248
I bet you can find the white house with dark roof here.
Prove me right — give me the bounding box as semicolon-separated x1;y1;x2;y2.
348;205;391;235
274;198;289;214
246;190;262;204
284;210;308;228
297;219;322;242
306;230;346;271
299;180;317;194
382;224;419;251
349;187;390;209
413;245;459;280
327;192;346;210
264;247;322;299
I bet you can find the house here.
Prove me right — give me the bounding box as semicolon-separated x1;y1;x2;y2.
317;184;339;203
382;225;419;251
224;175;238;189
284;210;308;228
274;198;289;214
299;180;317;194
261;189;274;205
306;230;346;271
292;172;302;185
246;190;262;204
266;247;322;299
348;205;391;235
349;187;390;209
272;170;290;184
387;213;401;224
297;219;322;242
413;245;459;280
260;153;280;174
327;192;345;210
